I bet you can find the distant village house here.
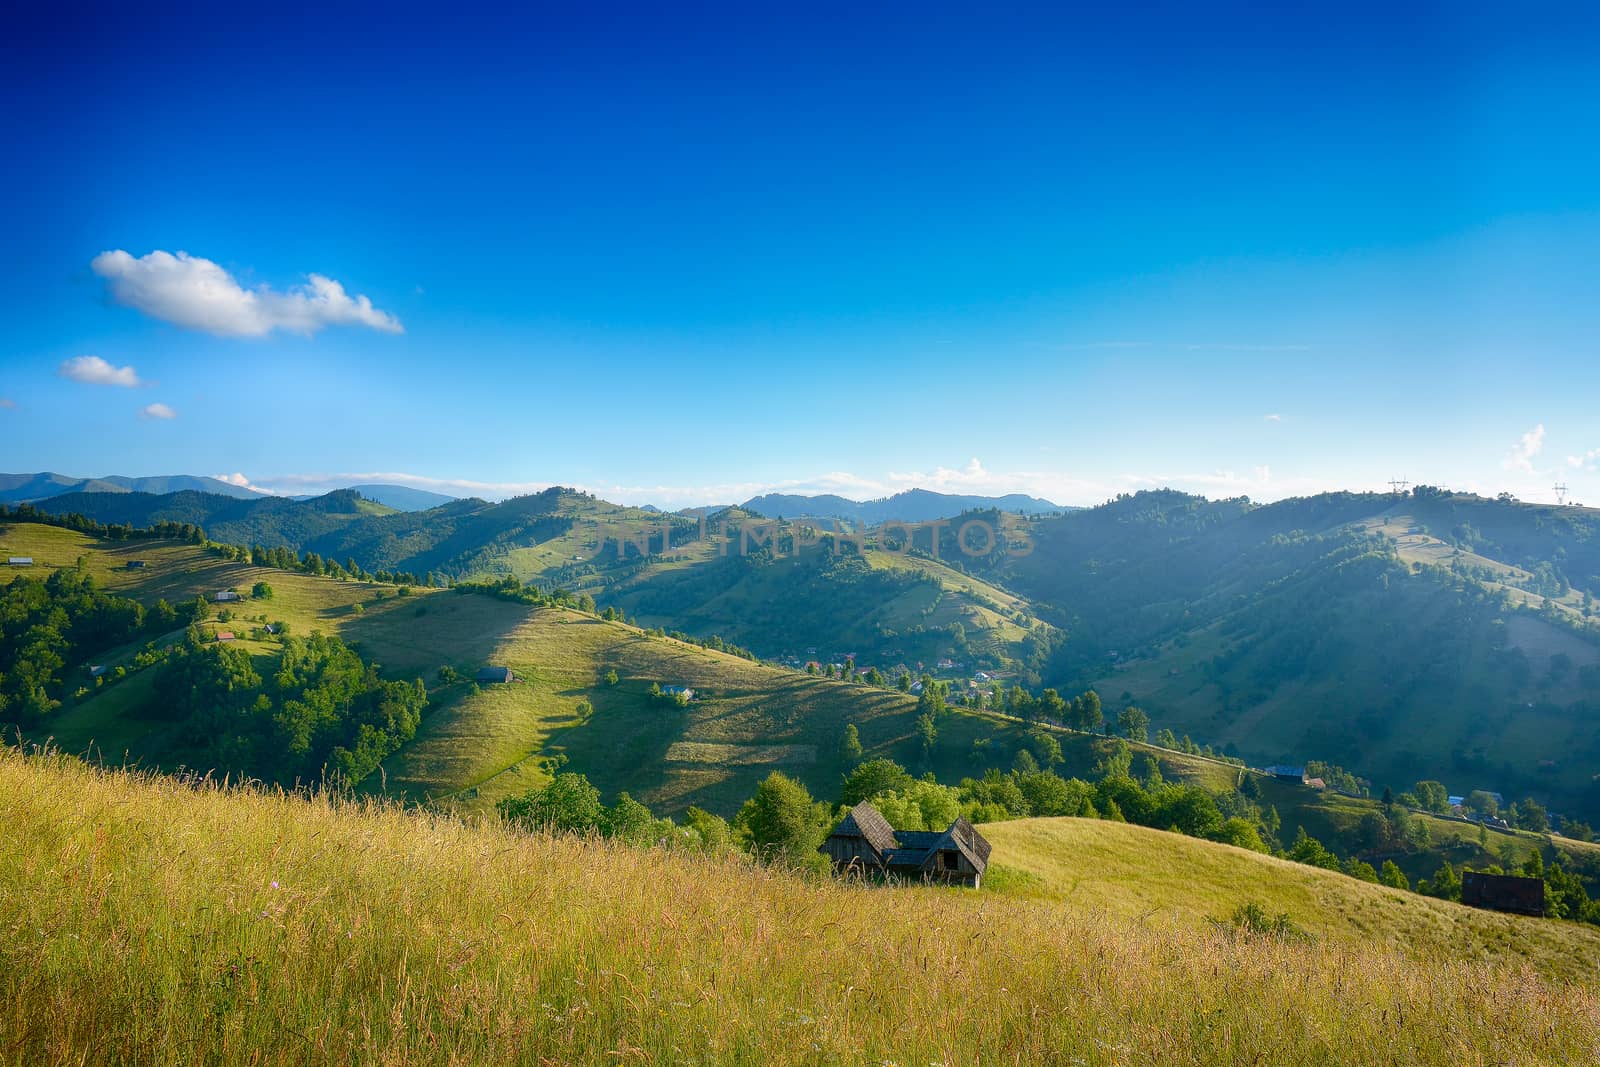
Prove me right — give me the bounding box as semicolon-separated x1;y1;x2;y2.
477;666;514;684
7;556;33;566
1266;765;1306;783
213;590;240;602
125;560;146;569
820;802;991;889
661;684;695;701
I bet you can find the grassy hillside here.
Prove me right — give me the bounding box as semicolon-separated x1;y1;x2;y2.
983;815;1600;982
3;522;1137;818
32;490;1055;674
39;487;396;548
997;490;1600;820
4;748;1596;1065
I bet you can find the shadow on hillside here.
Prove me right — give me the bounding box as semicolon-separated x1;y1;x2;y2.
341;592;530;679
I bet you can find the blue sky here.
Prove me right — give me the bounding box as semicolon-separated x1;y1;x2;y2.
2;4;1598;507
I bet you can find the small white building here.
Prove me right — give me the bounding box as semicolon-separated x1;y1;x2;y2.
213;590;240;602
7;557;33;566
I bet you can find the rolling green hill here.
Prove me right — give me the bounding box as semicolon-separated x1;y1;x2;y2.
0;522;1093;817
981;815;1600;981
21;482;1600;824
3;748;1596;1065
990;489;1600;821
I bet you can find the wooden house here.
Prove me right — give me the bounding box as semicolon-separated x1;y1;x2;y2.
1461;871;1545;916
477;666;514;684
820;802;991;888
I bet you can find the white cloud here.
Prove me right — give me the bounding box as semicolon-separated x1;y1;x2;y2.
1264;413;1282;422
212;472;278;494
1502;424;1546;473
139;402;176;420
59;354;142;387
91;250;402;337
0;398;15;409
1567;449;1600;471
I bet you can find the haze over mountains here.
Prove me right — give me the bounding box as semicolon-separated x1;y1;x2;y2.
0;472;265;504
1;472;1063;520
0;472;456;512
741;488;1065;522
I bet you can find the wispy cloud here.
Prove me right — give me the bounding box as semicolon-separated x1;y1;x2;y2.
91;250;402;337
0;398;15;410
139;402;176;420
212;472;278;494
59;355;142;387
1568;448;1600;471
1502;423;1546;473
1264;413;1282;422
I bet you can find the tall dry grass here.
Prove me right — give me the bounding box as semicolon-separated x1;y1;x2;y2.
2;747;1596;1065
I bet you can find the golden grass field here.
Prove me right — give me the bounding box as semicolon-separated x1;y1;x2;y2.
983;816;1600;982
3;747;1598;1066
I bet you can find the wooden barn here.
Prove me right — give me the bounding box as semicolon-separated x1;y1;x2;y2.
820;802;991;888
1461;871;1545;916
476;666;514;684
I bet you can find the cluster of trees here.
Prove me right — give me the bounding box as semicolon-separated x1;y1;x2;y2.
1280;825;1410;888
0;507;205;544
0;565;203;724
644;627;758;662
1393;778;1551;831
1304;761;1369;797
216;542;428;586
453;575;596;611
495;772;754;857
151;628;426;784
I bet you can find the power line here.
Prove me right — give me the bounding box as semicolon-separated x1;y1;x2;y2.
1387;479;1410;495
1554;482;1570;506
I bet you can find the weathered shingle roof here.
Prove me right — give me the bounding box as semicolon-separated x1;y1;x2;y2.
833;801;898;857
832;805;991;875
950;816;992;866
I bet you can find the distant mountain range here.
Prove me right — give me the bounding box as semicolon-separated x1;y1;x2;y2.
740;488;1067;523
0;472;264;504
0;473;456;513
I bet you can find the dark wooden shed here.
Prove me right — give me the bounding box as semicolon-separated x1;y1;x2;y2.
1461;871;1545;916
